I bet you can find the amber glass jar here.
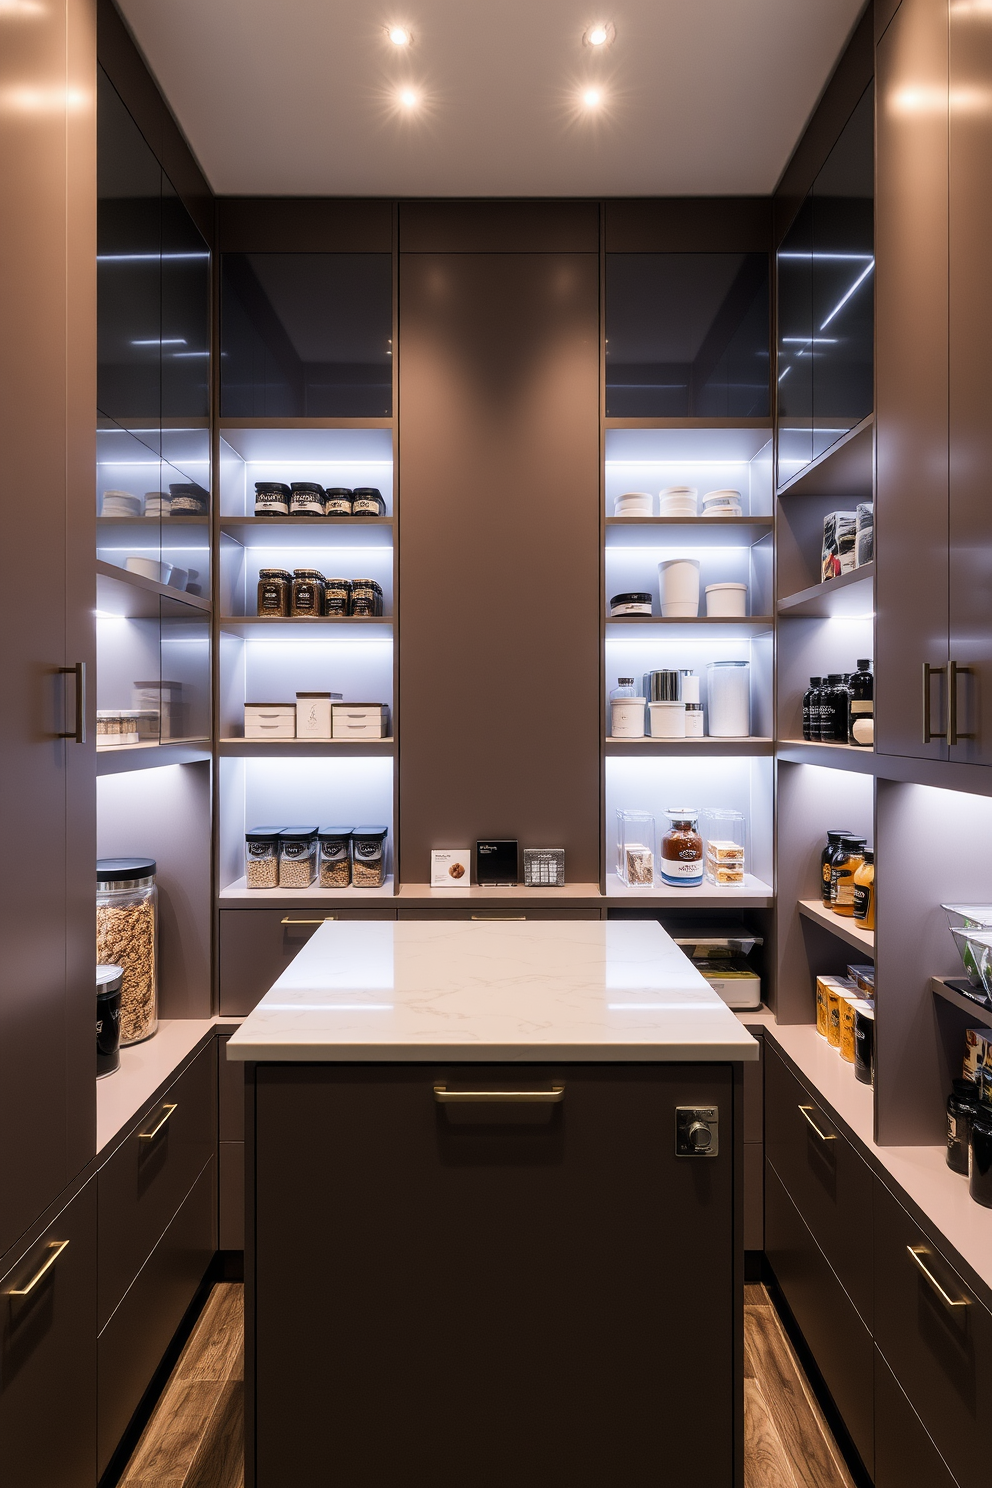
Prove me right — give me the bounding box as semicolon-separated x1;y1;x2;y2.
660;809;703;887
853;849;875;929
257;568;291;616
291;569;325;616
830;836;865;916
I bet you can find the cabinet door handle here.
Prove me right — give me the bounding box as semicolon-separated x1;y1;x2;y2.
907;1246;970;1309
797;1104;836;1141
922;662;946;743
58;662;86;743
470;915;527;921
8;1239;69;1297
434;1085;564;1104
138;1103;177;1140
280;916;338;925
948;660;974;746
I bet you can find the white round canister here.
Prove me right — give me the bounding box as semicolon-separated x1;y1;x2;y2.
706;661;750;737
705;582;748;617
658;558;700;617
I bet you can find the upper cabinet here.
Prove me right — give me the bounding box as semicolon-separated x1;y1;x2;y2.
220;252;393;419
605;253;769;420
777;85;874;487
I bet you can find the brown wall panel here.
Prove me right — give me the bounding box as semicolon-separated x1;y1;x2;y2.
604;197;770;253
397;244;600;883
217;196;393;252
399;200;599;253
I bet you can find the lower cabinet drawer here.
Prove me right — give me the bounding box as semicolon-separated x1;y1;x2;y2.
743;1144;763;1251
220;908;396;1015
765;1043;873;1325
765;1161;874;1475
98;1156;217;1477
98;1039;216;1329
396;909;603;921
0;1179;97;1488
874;1347;959;1488
874;1177;991;1488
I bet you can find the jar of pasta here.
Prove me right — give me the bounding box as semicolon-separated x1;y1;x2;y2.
96;858;158;1046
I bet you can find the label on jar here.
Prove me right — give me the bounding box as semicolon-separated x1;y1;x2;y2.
293;584;318;613
290;492;324;516
258;584;286;612
834;873;856;909
352;496;382;515
850;700;873;715
948;1112;958;1142
256;493;289;515
853;882;871;918
282;841;311;859
661;858;704;881
320;841;348;861
325;495;352;514
247;841;276;858
611;601;652;615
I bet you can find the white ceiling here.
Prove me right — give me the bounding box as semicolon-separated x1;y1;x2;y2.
116;0;867;197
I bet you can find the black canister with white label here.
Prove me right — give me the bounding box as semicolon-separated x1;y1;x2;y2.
96;964;122;1078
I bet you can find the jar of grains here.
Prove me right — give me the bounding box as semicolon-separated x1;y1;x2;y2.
323;577;352;616
351;578;383;617
291;570;325;617
318;826;353;887
245;826;282;888
96;858;158;1045
278;827;318;888
352;826;388;887
257;569;292;616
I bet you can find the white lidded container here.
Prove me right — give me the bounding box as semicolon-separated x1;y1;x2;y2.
659;486;698;516
610;696;646;738
614;490;653;517
658;558;700;617
649;701;686;738
245;703;296;739
701;488;743;516
705;582;748;617
296;692;335;739
706;661;750;737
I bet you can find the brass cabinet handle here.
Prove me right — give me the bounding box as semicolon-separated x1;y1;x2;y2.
8;1240;69;1297
948;660;974;746
280;916;338;925
470;914;526;921
58;662;86;743
907;1246;970;1309
798;1104;836;1141
434;1085;564;1104
139;1103;177;1140
923;661;946;743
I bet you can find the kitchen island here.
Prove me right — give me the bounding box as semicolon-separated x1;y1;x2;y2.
229;919;758;1487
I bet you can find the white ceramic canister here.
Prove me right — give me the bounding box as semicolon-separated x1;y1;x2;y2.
610;696;646;738
659;486;698;516
701;488;743;515
706;661;750;737
649;701;686;739
658;558;700;617
614;490;653;517
705;582;748;617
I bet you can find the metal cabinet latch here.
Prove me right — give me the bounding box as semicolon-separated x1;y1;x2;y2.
676;1105;719;1157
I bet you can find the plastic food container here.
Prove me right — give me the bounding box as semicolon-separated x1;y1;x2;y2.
659;486;697;516
291;570;325;617
614;491;653;517
318;827;353;887
943;904;992;987
97;858;158;1046
255;481;290;516
96;964;122;1078
702;809;747;885
705;582;748;617
245;827;281;888
289;481;325;517
351;578;383;617
616;810;656;887
658;559;700;617
352;487;386;516
324;487;353;516
258;568;292;616
352;826;388;887
610;592;652;617
649;701;685;738
278;828;318;888
701;488;743;516
706;660;750;737
610;696;646;738
948;928;992;1004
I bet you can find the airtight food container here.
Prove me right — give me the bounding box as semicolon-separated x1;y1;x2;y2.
705;582;748;617
614;491;653;517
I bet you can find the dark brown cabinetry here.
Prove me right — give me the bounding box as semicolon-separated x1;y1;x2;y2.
251;1062;740;1486
219;907;397;1015
874;1349;958;1488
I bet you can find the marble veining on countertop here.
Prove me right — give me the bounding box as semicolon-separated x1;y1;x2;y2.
227;920;759;1062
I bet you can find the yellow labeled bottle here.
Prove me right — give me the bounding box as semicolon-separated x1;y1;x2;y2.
831;836;865;916
853;849;875;930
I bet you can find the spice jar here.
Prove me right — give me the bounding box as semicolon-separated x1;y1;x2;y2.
324;577;353;617
821;830;854;905
853;849;875;928
291;569;326;617
351;487;386;517
351;578;383;617
278;827;318;888
257;568;292;617
831;836;866;915
947;1078;979;1175
245;826;281;889
660;808;704;888
324;487;353;516
352;826;388;887
96;857;158;1046
318;827;353;887
969;1100;992;1207
255;481;290;517
289;481;325;517
96;965;122;1078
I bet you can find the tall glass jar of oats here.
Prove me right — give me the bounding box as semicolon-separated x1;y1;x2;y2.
96;858;158;1046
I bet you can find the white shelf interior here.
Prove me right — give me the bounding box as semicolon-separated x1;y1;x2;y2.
604;426;774;519
219;426;394;519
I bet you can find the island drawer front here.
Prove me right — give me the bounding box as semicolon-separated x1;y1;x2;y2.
219;908;397;1015
97;1157;216;1478
252;1062;737;1486
874;1348;960;1488
98;1040;216;1330
873;1178;992;1488
396;908;603;921
765;1162;874;1475
765;1042;873;1326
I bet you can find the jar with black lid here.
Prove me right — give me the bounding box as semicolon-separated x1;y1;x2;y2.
324;487;353;516
947;1078;979;1175
318;826;353;887
278;827;318;888
324;577;353;616
610;592;653;617
289;481;325;517
352;487;385;517
969;1098;992;1207
257;569;291;616
291;569;325;616
352;826;388;887
351;578;383;617
245;826;281;888
169;482;209;515
818;674;851;742
821;829;854;905
255;481;290;517
96;964;122;1078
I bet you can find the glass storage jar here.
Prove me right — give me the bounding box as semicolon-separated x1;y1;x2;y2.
352;486;386;517
278;827;318;888
351;578;383;617
246;826;281;888
324;577;352;616
661;808;704;888
289;481;325;517
352;826;388;887
97;858;158;1046
257;568;292;617
324;487;353;516
255;481;290;516
291;570;326;617
318;826;353;887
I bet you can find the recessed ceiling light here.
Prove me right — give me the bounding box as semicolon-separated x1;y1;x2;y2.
582;87;602;108
583;21;615;46
399;87;419;108
387;24;412;45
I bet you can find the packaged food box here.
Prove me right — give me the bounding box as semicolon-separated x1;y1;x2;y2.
846;964;875;995
963;1028;992;1081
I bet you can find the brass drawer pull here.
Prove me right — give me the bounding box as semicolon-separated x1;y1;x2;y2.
139;1103;177;1141
923;661;947;743
948;660;975;746
470;915;526;921
907;1246;970;1309
798;1104;836;1142
281;916;338;925
8;1240;69;1297
434;1085;564;1104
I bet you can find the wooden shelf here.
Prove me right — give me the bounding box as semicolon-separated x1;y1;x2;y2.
606;737;774;756
219;615;392;637
606;614;775;627
798;897;874;954
778;741;876;774
776;414;873;499
605;517;772;549
97;515;209;527
931;976;992;1027
218;737;394;758
397;883;606;908
778;563;874;618
219;417;393;430
219;876;396;906
96;561;211;618
96;741;211;776
606;874;774;908
604;417;773;431
220;517;393;549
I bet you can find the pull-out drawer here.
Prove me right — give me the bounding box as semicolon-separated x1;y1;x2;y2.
765;1042;873;1325
0;1180;97;1488
98;1039;216;1329
220;907;397;1016
874;1178;992;1488
874;1348;959;1488
396;909;603;921
765;1162;874;1475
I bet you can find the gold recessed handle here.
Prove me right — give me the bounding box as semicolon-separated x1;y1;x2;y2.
798;1104;836;1141
281;916;338;925
434;1085;564;1104
470;914;526;921
139;1103;177;1141
8;1240;69;1297
907;1246;970;1308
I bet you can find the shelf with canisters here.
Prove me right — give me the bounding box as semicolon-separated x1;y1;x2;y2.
798;897;874;955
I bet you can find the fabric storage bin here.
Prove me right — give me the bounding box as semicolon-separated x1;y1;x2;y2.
245;704;296;739
332;704;390;739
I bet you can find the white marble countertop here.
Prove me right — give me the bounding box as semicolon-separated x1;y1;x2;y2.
227;920;760;1062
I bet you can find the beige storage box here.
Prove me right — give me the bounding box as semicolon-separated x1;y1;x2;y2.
332;704;390;739
245;704;296;739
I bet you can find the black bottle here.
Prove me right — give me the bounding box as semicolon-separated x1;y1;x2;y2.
847;659;874;747
821;829;854;905
947;1078;978;1175
818;673;851;743
803;677;822;741
969;1097;992;1208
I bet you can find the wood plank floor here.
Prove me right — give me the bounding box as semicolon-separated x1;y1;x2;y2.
118;1282;854;1487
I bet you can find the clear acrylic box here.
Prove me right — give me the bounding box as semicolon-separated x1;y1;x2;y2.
616;810;657;888
702;810;747;886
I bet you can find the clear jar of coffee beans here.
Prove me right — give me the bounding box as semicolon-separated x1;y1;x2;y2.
257;569;291;616
291;570;325;617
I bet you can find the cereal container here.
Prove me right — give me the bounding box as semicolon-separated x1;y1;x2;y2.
96;858;158;1046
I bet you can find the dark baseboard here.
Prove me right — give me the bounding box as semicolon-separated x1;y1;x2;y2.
744;1249;763;1283
214;1248;244;1282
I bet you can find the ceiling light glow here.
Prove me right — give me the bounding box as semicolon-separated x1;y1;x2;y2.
399;87;419;108
387;25;411;45
582;87;602;108
583;20;615;46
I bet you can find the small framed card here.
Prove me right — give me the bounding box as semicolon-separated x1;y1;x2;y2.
431;849;471;887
